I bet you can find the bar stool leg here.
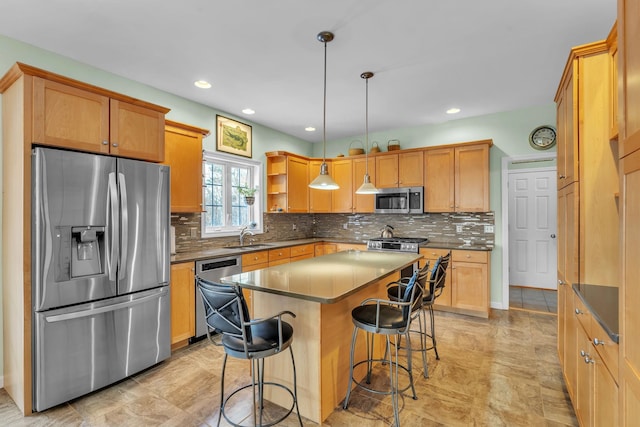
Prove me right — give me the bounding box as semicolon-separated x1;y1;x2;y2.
217;354;228;427
288;346;304;426
429;306;440;360
343;325;358;409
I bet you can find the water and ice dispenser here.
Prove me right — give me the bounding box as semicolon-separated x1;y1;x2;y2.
54;226;106;281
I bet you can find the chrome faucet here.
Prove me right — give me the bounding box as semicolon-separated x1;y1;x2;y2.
239;226;254;246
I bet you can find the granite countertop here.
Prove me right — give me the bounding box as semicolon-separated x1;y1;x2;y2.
420;242;493;251
220;250;422;304
172;238;491;264
572;283;619;343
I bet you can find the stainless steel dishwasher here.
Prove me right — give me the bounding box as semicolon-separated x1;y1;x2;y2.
193;255;242;342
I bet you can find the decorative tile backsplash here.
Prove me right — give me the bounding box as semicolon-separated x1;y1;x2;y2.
172;211;494;254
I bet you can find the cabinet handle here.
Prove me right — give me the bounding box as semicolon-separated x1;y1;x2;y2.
575;308;583;315
112;143;119;147
584;356;594;364
593;338;605;346
559;175;566;179
580;350;587;357
558;279;564;285
102;140;109;145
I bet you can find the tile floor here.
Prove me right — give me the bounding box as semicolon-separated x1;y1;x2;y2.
509;286;558;313
0;309;577;426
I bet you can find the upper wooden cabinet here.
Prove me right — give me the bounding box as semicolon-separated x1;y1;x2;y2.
266;152;309;213
163;120;210;213
309;160;332;212
352;157;376;213
331;158;353;213
424;141;492;212
376;151;423;188
618;1;640;156
607;23;618;141
556;60;578;188
12;64;170;162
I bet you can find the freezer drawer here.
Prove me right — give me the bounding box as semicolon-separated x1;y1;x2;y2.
33;286;170;412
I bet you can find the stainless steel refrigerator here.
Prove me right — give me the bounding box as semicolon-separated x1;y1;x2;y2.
31;147;171;412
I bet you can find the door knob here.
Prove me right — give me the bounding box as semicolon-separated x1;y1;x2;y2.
550;234;556;238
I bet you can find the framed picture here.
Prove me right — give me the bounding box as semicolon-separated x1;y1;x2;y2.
216;115;252;158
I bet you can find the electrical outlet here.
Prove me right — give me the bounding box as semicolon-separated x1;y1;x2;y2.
343;223;348;230
190;227;197;238
456;225;463;233
484;225;495;233
292;224;297;231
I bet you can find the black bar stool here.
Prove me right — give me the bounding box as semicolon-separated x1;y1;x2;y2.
387;252;450;378
343;270;421;426
196;277;303;427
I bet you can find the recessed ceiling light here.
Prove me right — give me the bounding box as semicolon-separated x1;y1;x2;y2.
305;127;316;132
194;80;211;89
446;107;461;114
242;108;255;115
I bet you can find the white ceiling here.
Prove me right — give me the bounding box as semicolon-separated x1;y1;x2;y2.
0;0;616;143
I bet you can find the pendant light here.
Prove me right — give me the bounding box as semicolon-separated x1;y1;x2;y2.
309;31;339;190
355;71;380;194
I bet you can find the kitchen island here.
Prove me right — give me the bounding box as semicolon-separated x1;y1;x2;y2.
221;250;422;423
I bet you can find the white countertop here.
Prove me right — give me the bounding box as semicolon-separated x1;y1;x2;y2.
220;250;421;303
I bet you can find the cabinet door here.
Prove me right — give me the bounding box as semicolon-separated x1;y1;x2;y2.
287;156;309;212
424;148;455;212
619;0;640;156
315;243;337;256
592;348;619;427
163;124;204;213
621;147;640;424
451;260;488;314
110;99;165;162
455;144;489;212
398;151;423;187
576;326;593;427
332;159;353;212
376;154;399;188
556;63;578;186
32;77;110;154
564;292;578;400
419;248;452;307
170;262;195;348
353;157;376;212
308;160;332;212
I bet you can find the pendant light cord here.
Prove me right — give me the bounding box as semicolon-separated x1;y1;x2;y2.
365;76;369;175
322;39;328;162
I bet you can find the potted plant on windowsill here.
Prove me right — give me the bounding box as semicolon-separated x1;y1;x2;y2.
238;186;258;205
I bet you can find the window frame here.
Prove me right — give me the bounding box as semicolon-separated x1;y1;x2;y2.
201;150;263;238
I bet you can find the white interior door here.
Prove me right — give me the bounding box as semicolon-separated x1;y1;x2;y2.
508;169;557;289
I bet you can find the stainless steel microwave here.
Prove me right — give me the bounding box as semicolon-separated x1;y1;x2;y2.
374;187;424;214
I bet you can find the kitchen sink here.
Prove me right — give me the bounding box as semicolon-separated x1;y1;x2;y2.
225;243;274;250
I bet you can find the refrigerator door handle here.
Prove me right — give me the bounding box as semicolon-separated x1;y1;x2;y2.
118;172;129;280
44;288;167;323
108;172;119;281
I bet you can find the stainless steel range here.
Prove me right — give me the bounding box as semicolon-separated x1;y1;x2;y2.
367;237;428;253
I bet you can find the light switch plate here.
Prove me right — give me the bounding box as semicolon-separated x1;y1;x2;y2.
456;225;463;233
484;225;494;233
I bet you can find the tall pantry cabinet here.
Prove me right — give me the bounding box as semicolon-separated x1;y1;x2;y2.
618;0;640;423
555;35;620;425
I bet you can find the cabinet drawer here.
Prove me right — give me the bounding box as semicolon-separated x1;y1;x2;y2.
242;250;269;267
452;250;488;263
269;247;291;262
290;244;315;258
590;316;619;382
574;294;592;337
419;248;451;260
291;252;314;262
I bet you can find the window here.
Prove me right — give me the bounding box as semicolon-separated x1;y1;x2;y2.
202;151;262;237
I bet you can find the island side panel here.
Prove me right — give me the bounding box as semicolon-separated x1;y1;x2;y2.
251;292;322;423
320;271;399;422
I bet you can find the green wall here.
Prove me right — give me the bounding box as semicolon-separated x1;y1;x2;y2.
0;33;557;383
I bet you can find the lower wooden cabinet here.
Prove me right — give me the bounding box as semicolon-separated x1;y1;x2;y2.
563;290;619;427
420;248;489;318
170;262;195;350
335;243;367;252
315;243;337;256
420;248;452;307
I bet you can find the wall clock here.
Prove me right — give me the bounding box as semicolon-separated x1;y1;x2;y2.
529;125;557;150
